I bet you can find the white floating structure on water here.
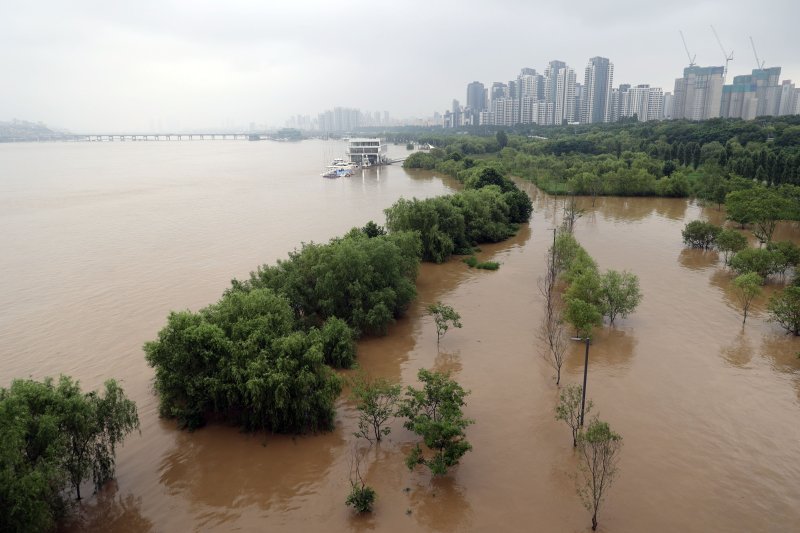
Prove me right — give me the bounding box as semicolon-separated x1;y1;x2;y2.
347;138;389;167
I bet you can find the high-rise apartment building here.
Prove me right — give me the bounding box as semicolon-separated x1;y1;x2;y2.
778;81;797;116
582;57;614;124
720;67;783;119
672;66;725;120
544;61;576;125
466;81;486;123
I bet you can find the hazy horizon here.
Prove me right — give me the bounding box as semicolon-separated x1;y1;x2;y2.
2;0;798;132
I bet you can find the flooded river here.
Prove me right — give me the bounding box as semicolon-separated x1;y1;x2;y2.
1;141;798;532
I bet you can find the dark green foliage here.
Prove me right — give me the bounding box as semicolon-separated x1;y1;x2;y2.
716;229;748;264
0;377;139;531
767;286;800;336
564;297;603;339
346;484;376;513
725;187;794;244
317;317;356;368
729;248;780;279
463;255;500;270
681;220;722;249
144;288;342;432
362;220;386;238
399;369;473;476
766;241;800;278
241;230;421;335
496;130;508;149
385;184;527;264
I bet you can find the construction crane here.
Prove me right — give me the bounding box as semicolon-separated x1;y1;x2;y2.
680;31;696;67
749;36;766;70
710;25;733;79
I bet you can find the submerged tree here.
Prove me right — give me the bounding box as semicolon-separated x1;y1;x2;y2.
345;447;376;513
350;374;401;443
562;196;584;234
681;220;721;249
564;297;603;339
578;418;622;531
540;310;569;386
427;302;462;345
767;286;800;336
555;384;592;447
0;375;140;533
716;229;748;265
598;270;643;325
399;369;473;476
732;272;763;325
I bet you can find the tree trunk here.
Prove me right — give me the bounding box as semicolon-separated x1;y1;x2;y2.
75;483;81;500
592;513;597;530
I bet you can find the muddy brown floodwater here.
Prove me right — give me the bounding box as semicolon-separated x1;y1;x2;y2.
1;142;799;532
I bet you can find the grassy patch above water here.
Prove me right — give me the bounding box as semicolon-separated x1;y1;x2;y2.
463;255;500;270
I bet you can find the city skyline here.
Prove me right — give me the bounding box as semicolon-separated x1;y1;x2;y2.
2;1;799;131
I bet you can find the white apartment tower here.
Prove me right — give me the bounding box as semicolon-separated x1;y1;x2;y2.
582;57;614;124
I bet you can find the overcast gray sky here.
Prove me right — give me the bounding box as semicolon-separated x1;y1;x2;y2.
1;0;797;132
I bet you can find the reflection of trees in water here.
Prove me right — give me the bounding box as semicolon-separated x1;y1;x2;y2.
720;330;755;368
407;476;472;532
156;426;344;517
710;268;786;317
592;196;656;223
678;248;720;272
564;327;637;374
64;481;153;532
434;350;462;376
759;332;800;402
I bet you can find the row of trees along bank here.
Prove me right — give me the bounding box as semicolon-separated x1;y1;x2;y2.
537;202;641;530
398;117;800;212
144;168;532;433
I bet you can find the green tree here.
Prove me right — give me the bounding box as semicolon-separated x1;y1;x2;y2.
350;374;401;443
555;384;592;447
578;418;623;531
0;376;139;531
399;369;473;476
729;248;778;279
317;317;356;368
362;220;386;238
598;270;643;325
427;302;462;345
766;241;800;279
681;220;722;249
540;310;569;386
732;272;763;325
496;130;508;149
564;298;603;339
345;450;376;513
767;286;800;336
716;229;748;265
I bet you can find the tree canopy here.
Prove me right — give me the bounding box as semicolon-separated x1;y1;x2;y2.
0;376;139;531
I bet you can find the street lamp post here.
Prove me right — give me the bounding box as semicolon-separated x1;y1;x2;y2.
579;336;590;427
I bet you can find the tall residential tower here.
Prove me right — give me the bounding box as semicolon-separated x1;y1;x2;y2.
582;57;614;124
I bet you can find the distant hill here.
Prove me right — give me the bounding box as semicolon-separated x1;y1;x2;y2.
0;120;68;141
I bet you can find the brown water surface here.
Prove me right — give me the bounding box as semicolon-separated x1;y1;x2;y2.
1;143;798;532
